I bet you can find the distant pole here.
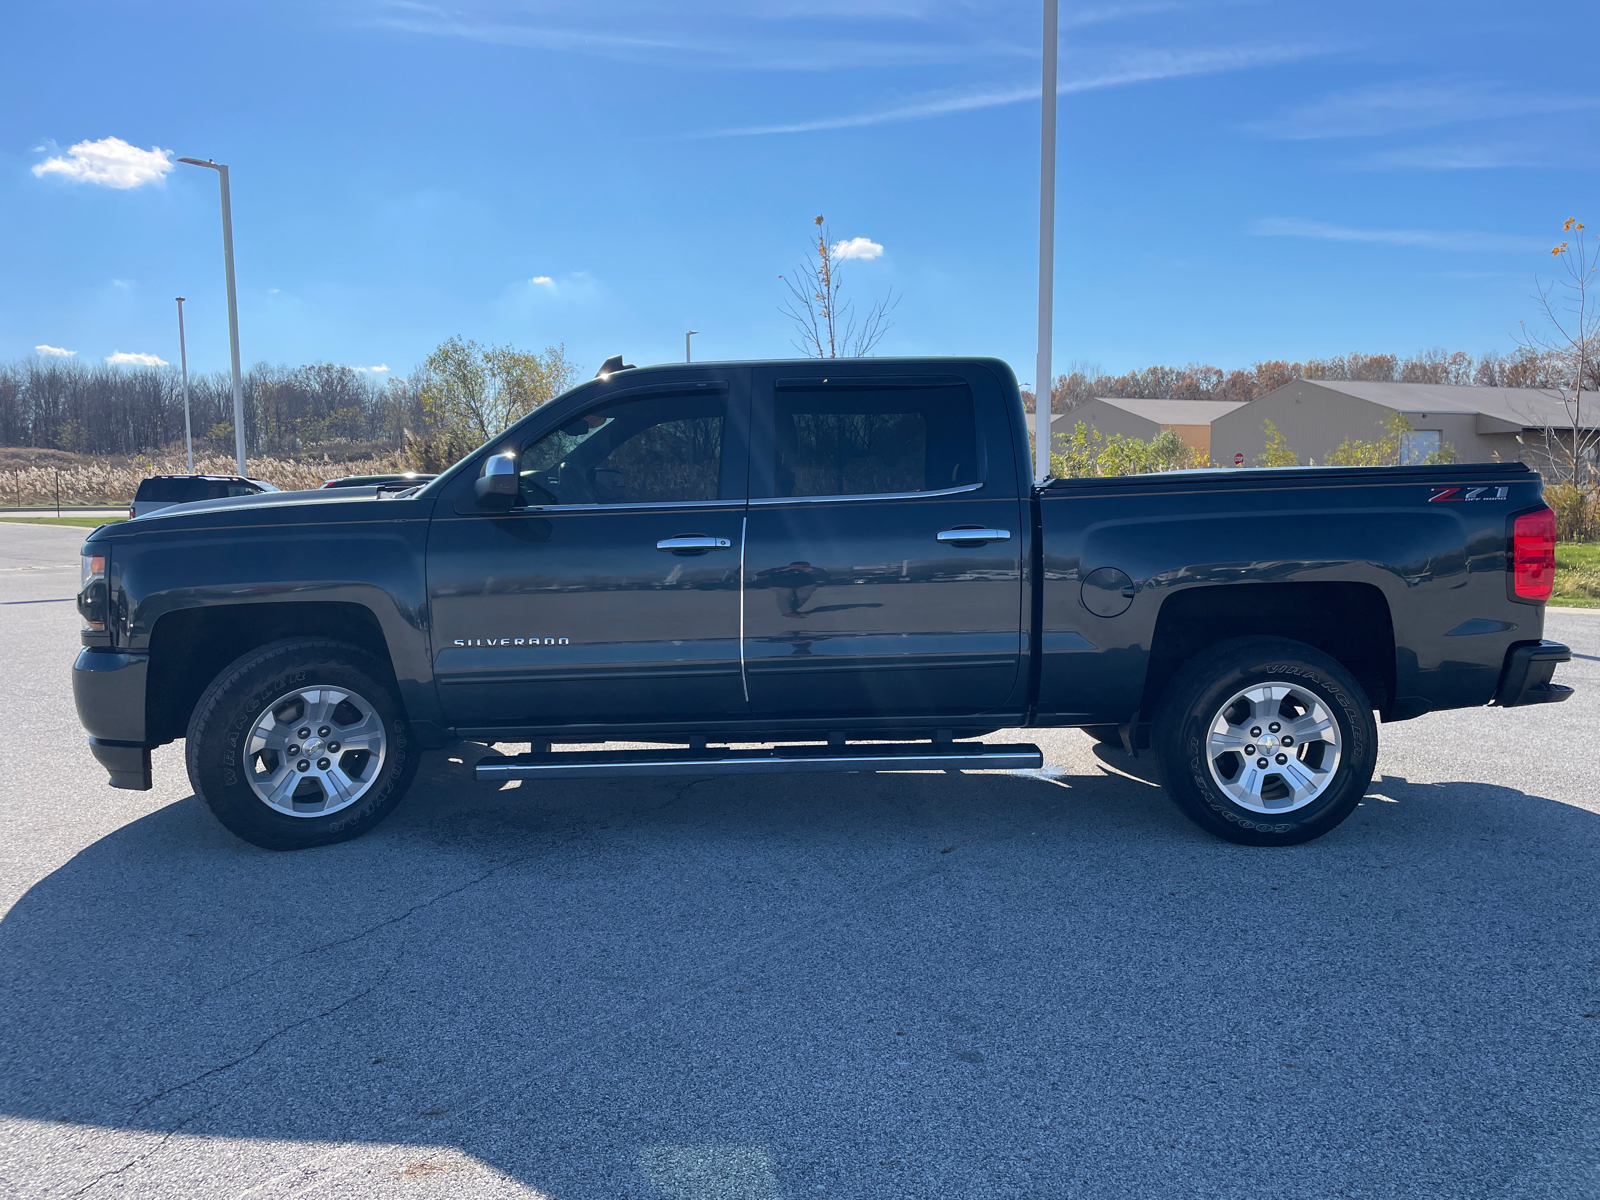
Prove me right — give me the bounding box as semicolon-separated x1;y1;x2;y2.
176;297;194;473
1034;0;1059;484
686;331;698;363
177;157;247;477
55;469;60;518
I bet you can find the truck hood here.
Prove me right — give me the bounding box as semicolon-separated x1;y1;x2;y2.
86;485;433;543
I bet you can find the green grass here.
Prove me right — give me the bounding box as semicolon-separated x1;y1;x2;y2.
1554;541;1600;608
0;516;127;529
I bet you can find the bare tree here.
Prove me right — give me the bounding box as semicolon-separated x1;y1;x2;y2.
1516;218;1600;487
779;215;898;358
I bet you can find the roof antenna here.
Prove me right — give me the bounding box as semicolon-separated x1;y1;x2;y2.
596;355;635;378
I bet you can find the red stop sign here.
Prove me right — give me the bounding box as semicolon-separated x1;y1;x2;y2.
1234;452;1244;466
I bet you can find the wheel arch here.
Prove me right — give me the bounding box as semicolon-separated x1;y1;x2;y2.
146;602;397;746
1139;582;1395;735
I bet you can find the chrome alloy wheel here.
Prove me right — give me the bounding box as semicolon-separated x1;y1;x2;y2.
1205;682;1342;815
244;686;388;818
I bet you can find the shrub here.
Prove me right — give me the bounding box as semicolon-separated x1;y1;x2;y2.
1049;422;1205;478
1547;482;1599;542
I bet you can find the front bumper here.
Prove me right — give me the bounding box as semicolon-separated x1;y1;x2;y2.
73;649;154;790
88;738;153;790
1493;640;1574;707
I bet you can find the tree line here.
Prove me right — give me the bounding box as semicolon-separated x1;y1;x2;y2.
0;340;1587;459
0;337;578;462
0;357;424;458
1022;345;1598;413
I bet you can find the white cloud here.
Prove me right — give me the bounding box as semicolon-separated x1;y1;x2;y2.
702;42;1325;136
354;364;391;373
35;344;76;357
1250;217;1545;254
32;136;174;189
832;237;884;260
529;276;556;287
106;351;169;367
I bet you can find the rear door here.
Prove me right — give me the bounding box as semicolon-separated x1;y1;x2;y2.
742;363;1025;720
427;369;751;732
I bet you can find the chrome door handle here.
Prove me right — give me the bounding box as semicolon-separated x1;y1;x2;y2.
657;536;732;552
936;528;1011;543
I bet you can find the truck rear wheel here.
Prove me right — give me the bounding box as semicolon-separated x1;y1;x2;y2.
185;638;419;851
1152;637;1376;846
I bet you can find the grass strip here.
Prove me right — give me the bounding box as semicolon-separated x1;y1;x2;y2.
1553;541;1599;608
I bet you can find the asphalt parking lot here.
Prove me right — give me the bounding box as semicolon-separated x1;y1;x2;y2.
2;520;1597;1199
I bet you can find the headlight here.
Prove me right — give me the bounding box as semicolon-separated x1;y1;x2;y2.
78;553;108;632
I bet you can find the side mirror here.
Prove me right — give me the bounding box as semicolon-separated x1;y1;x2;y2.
474;453;518;510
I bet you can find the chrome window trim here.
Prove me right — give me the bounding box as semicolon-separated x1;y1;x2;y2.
748;481;984;506
738;515;749;705
508;498;747;514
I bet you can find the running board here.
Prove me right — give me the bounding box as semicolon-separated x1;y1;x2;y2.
475;741;1044;782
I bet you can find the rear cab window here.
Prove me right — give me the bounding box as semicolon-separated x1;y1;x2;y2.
771;382;980;498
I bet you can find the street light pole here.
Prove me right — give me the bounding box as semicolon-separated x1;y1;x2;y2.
175;297;194;473
1034;0;1059;484
686;331;698;363
177;157;247;477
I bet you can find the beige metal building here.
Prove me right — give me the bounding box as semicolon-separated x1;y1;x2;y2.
1051;397;1247;460
1210;380;1600;468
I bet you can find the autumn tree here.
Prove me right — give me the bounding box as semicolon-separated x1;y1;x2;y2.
418;336;577;443
779;215;898;358
1256;418;1298;467
404;336;578;470
1514;218;1600;491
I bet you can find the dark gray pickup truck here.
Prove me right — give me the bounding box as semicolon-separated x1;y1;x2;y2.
73;357;1572;851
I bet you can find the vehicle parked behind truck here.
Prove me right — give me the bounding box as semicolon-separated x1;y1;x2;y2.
130;474;277;519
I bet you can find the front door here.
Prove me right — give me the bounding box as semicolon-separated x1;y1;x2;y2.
741;364;1025;721
428;371;750;733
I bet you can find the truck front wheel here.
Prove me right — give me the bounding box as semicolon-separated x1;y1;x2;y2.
185;638;419;851
1152;637;1376;846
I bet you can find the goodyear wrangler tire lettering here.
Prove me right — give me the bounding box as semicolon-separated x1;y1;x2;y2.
1152;636;1378;847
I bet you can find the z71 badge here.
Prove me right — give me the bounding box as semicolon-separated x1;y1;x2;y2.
1428;485;1509;503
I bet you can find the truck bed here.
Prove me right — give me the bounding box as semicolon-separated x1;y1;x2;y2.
1034;461;1545;728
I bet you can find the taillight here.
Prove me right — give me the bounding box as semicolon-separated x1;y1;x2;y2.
1512;507;1556;601
78;553;108;631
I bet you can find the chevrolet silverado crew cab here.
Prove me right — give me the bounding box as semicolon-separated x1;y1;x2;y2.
73;357;1573;851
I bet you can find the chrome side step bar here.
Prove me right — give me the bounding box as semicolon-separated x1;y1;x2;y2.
474;741;1043;782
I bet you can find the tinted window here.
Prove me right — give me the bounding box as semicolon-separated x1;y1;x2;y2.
773;383;978;498
517;392;725;507
135;478;260;503
135;478;207;503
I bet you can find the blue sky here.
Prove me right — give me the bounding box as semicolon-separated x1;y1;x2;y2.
2;0;1595;390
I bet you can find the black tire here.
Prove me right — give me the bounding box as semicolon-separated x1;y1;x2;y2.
1152;637;1376;846
185;638;420;850
1081;725;1124;747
